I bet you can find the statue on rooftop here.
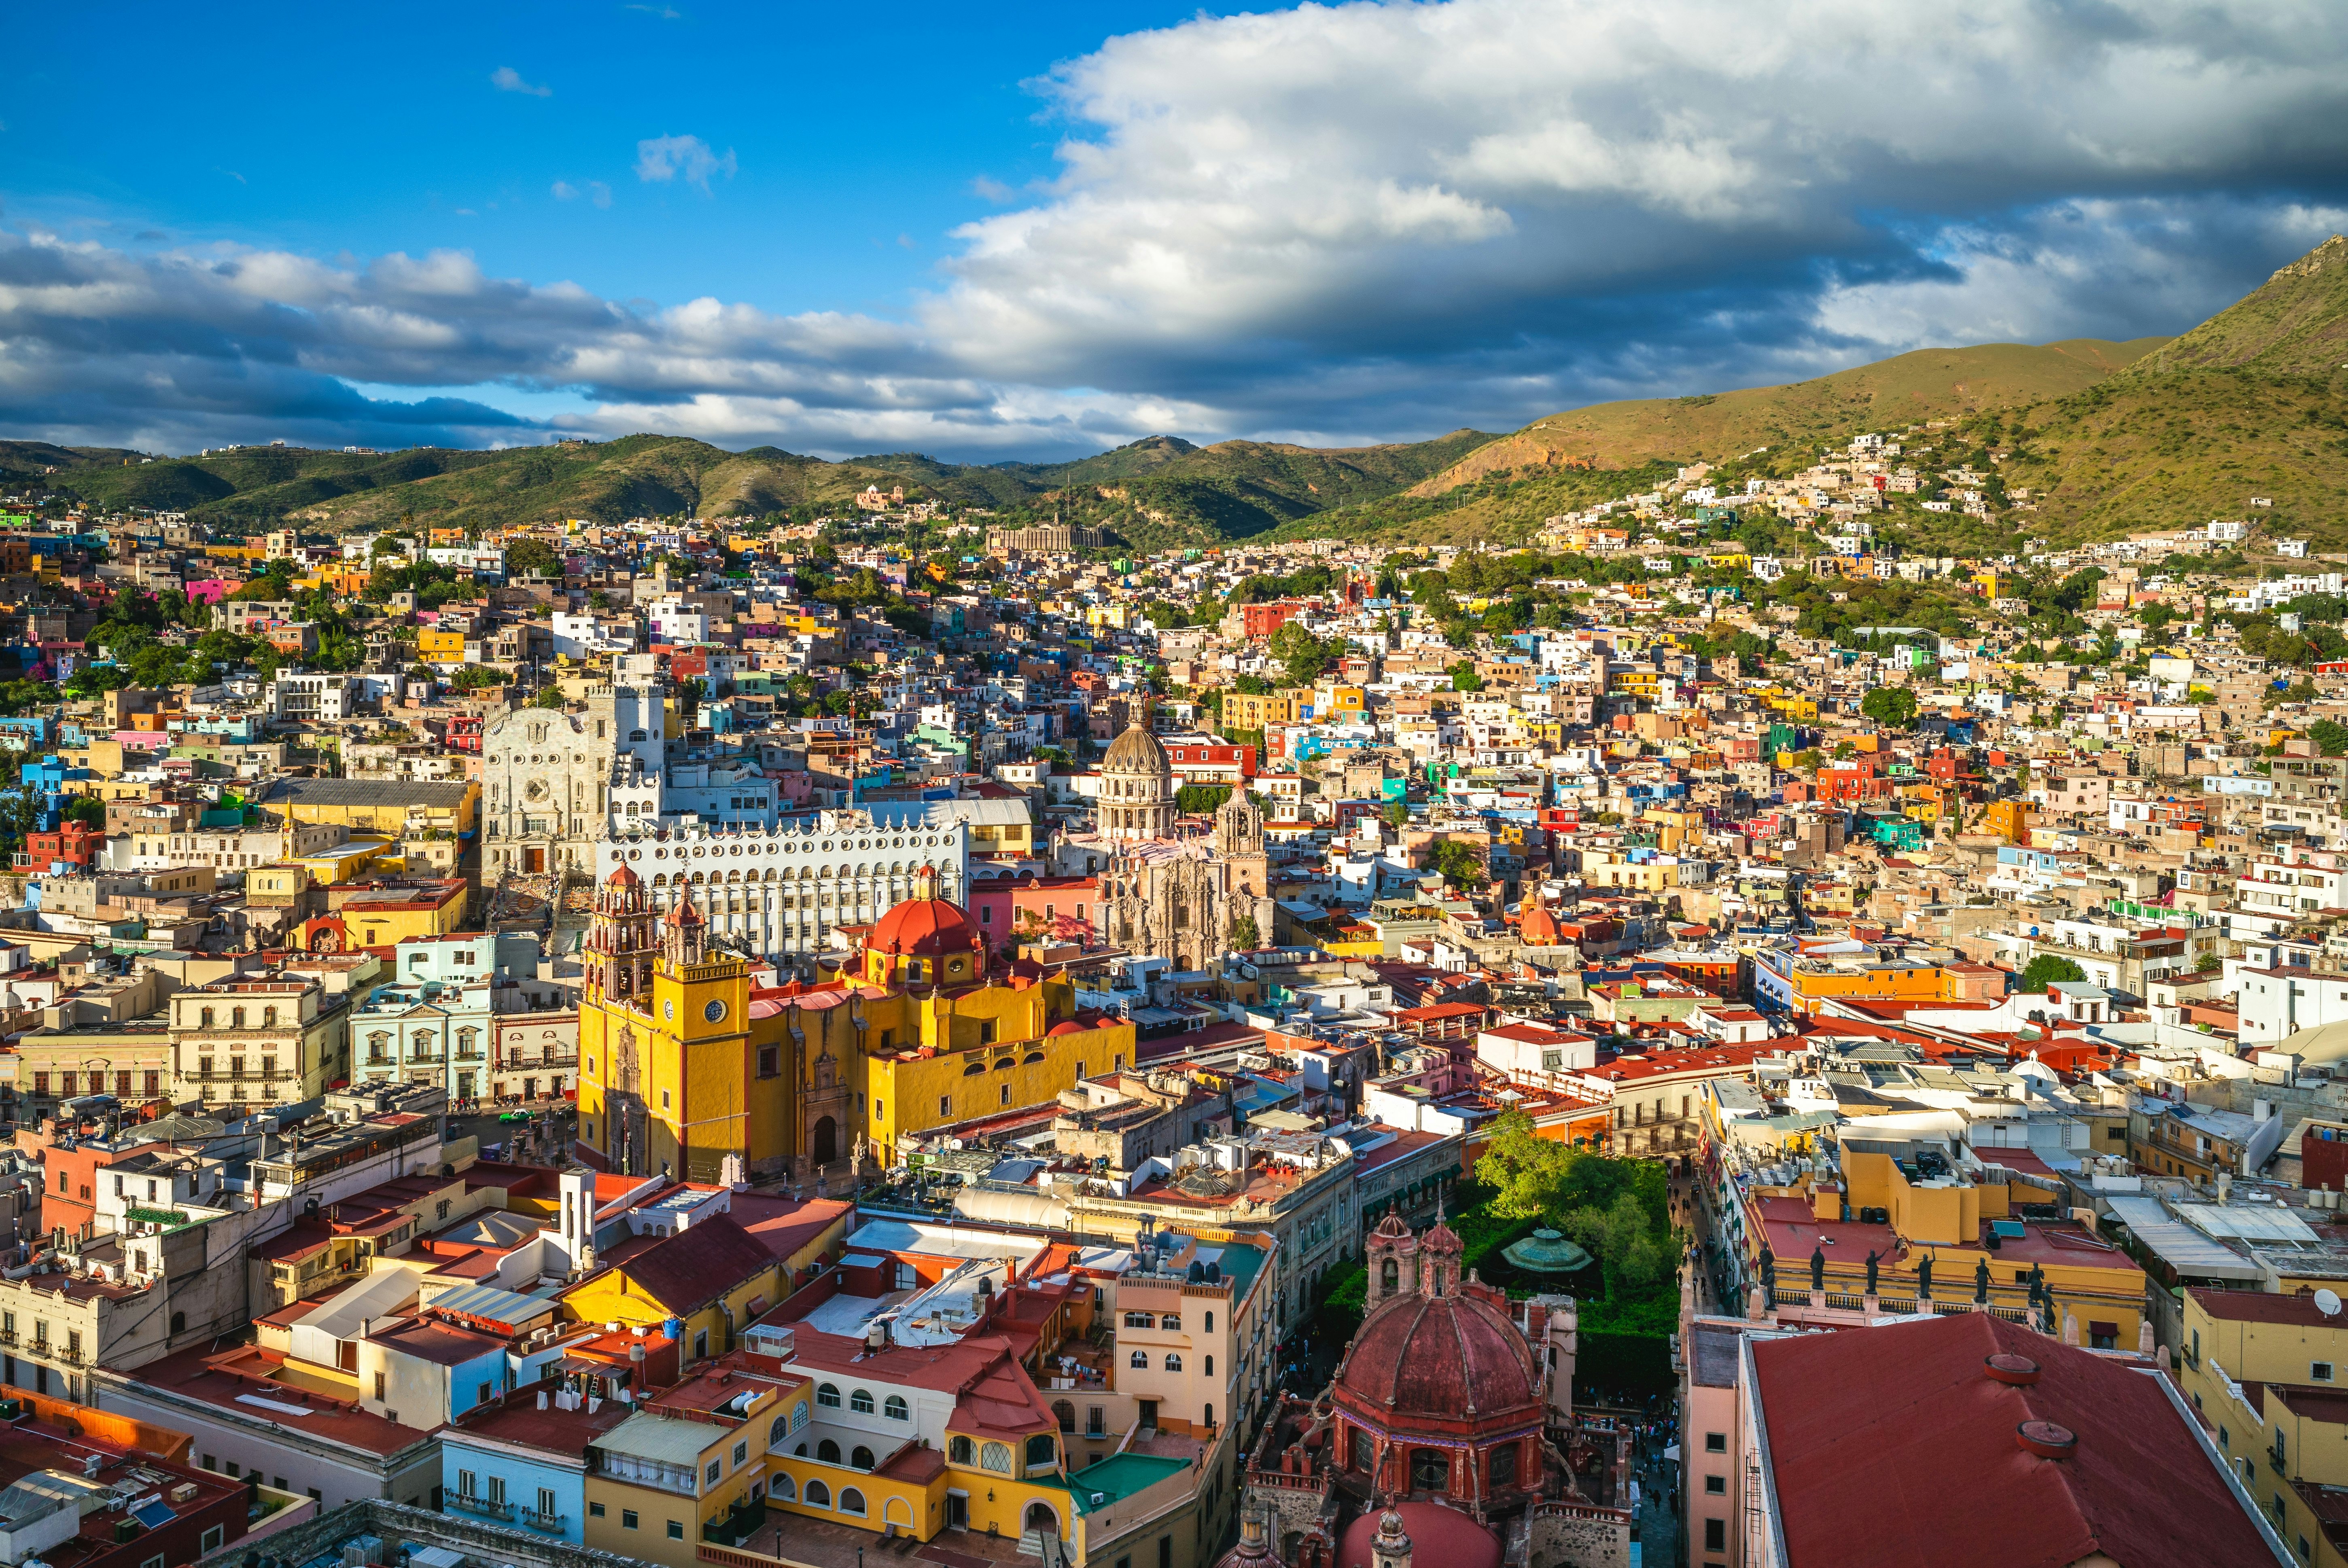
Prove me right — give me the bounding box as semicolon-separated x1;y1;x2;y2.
1864;1249;1879;1295
1974;1255;1991;1303
2026;1261;2045;1305
1758;1244;1775;1296
1916;1252;1932;1300
1809;1244;1825;1293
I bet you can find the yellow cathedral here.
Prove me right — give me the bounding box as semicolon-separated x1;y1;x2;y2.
576;862;1139;1183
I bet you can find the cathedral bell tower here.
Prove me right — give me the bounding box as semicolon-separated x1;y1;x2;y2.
585;864;658;1005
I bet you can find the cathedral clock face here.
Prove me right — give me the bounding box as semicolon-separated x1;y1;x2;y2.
664;999;675;1021
704;999;728;1023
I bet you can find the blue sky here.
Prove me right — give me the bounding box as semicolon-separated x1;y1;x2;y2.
3;0;2347;461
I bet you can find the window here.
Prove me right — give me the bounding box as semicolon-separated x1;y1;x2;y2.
201;1527;225;1554
1027;1434;1056;1469
1705;1520;1725;1552
590;1503;607;1518
806;1480;831;1507
1164;1353;1182;1371
980;1441;1013;1473
706;1460;722;1485
1410;1449;1447;1491
539;1488;557;1519
1088;1407;1106;1437
950;1436;976;1464
1706;1475;1725;1495
733;1440;748;1467
1126;1312;1156;1329
818;1382;841;1407
852;1445;874;1470
488;1478;505;1506
1490;1445;1517;1487
850;1388;876;1414
374;1372;386;1401
885;1394;909;1420
622;1510;639;1530
770;1414;790;1446
1352;1428;1374;1472
1162;1315;1181;1331
1000;1084;1011;1105
940;1095;953;1117
1131;1350;1149;1369
1705;1433;1726;1454
668;1521;685;1540
1204;1311;1213;1333
819;1440;841;1464
458;1471;478;1498
840;1488;867;1517
2317;1362;2335;1383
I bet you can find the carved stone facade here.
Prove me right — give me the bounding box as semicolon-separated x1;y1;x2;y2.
1101;789;1279;971
481;685;660;877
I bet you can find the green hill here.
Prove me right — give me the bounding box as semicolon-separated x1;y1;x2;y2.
1412;338;2169;496
2127;235;2348;376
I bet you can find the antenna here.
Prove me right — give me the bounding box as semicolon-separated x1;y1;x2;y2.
2318;1289;2342;1318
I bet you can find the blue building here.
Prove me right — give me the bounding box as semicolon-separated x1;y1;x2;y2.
441;1389;632;1542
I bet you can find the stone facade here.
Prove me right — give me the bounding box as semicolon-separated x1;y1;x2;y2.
1100;790;1279;972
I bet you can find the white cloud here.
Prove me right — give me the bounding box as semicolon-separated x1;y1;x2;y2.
8;0;2348;457
490;66;552;98
635;134;737;190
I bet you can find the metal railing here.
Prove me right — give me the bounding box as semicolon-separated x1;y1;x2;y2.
449;1495;514;1521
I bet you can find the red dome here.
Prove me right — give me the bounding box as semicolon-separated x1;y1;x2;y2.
869;892;980;957
1046;1020;1088;1037
606;863;640;887
1336;1505;1499;1568
1334;1286;1540;1423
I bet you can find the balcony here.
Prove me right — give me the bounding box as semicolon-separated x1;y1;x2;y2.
449;1495;515;1522
521;1510;566;1533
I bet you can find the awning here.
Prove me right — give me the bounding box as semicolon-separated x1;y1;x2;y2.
2103;1195;2262;1282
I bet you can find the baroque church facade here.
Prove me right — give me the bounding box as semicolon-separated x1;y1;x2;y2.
1094;718;1280;971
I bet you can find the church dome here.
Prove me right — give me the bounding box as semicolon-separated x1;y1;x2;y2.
1334;1278;1540;1422
869;876;980;957
1103;720;1170;777
1336;1504;1498;1568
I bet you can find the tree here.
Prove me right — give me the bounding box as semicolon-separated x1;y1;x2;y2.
61;795;107;830
1860;686;1920;729
1447;660;1484;693
1228;913;1260;951
2311;719;2348;758
505;538;562;578
1429;837;1487;891
2019;954;2087;990
1269;621;1344;687
533;687;567;710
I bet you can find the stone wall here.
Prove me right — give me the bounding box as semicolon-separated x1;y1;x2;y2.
1243;1479;1334;1564
1526;1505;1630;1568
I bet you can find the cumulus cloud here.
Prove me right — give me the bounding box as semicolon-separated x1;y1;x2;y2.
552;180;614;209
490;66;552;97
635;134;737;190
7;0;2348;458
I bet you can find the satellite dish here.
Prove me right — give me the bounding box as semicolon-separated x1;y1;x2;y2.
2318;1289;2342;1318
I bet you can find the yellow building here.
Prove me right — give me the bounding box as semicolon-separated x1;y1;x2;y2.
576;868;1137;1182
261;776;479;840
417;627;467;665
559;1216;787;1364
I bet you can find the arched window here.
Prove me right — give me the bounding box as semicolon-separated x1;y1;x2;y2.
795;1443;809;1458
793;1402;809;1432
838;1488;867;1517
1381;1259;1399;1296
231;1007;245;1030
1204;1311;1214;1333
1053;1400;1075;1432
770;1414;789;1447
1024;1435;1056;1471
1164;1353;1182;1371
818;1382;841;1407
818;1439;841;1464
805;1479;831;1508
1131;1350;1148;1369
1411;1449;1448;1492
1490;1444;1518;1487
170;1311;186;1334
884;1395;909;1421
980;1441;1013;1474
851;1446;874;1471
261;1006;277;1028
950;1436;976;1465
849;1388;875;1414
1161;1314;1181;1332
1205;1355;1214;1376
770;1475;797;1503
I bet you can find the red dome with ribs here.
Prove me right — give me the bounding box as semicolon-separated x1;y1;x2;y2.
869;891;980;957
1333;1282;1540;1423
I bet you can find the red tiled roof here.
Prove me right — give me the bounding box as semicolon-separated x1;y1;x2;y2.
578;1214;776;1316
2188;1286;2348;1328
1752;1312;2270;1568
